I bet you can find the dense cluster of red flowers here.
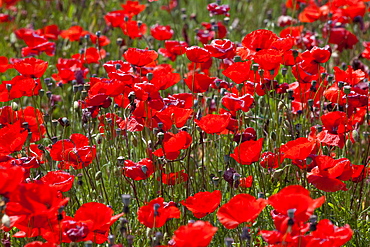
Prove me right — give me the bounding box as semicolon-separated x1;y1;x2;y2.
0;0;369;246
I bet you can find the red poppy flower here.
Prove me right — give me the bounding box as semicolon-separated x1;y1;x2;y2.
230;138;264;165
309;45;331;63
194;113;231;134
180;190;222;218
217;193;267;229
13;57;48;78
21;33;56;57
253;49;283;72
223;61;252;84
137;197;181;228
317;111;350;149
49;133;96;169
5;183;69;238
123;48;158;67
184;73;214;93
41;171;75;192
72;47;106;64
60;25;84;41
204;39;235;59
0;56;13;73
36;24;60;40
151;24;174;40
0;121;28;156
0;75;42;102
326;27;358;52
260;151;284;169
171;221;218;247
120;20;147;39
259;209;310;246
207;2;230;16
308;219;353;246
24;241;57;247
57;202;123;244
221;93;254;112
240;29;278;59
280;137;316;160
0;106;45;142
306;155;356;192
362;41;370;60
334;65;366;86
185;46;211;63
150;64;181;90
158;40;188;61
123;158;154;181
155;106;193;131
268;185;325;222
0;165;25;197
159;170;189;185
239;175;253;188
121;0;146;16
105;9;129;27
154;131;192;160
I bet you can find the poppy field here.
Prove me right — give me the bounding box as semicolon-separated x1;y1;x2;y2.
0;0;370;246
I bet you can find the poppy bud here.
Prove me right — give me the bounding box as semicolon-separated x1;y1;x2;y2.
327;75;334;84
343;85;351;94
292;49;299;59
321;73;327;80
51;119;58;127
224;237;234;247
81;90;87;99
287;208;296;219
59;117;70;127
108;235;115;245
154;232;163;244
43;114;50;122
5;84;11;91
252;63;259;71
75;174;83;186
287;89;294;100
338;81;344;88
241;227;251;241
85;241;93;247
95;171;102;180
147;73;153;81
316;125;323;132
258;192;264;199
258;69;264;77
128;91;136;103
223;17;230;24
306;156;313;165
117;156;125;166
46;91;52;99
2;214;10;228
212;177;220;186
352;129;359;142
281;67;288;76
96;31;101;38
309;215;317;231
73;85;79;93
153;203;160;216
141;165;148;174
157;132;164;142
234;55;241;62
224;155;230;163
39;89;45;97
308;99;314;107
83;83;90;91
22;122;29;130
127;235;134;246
